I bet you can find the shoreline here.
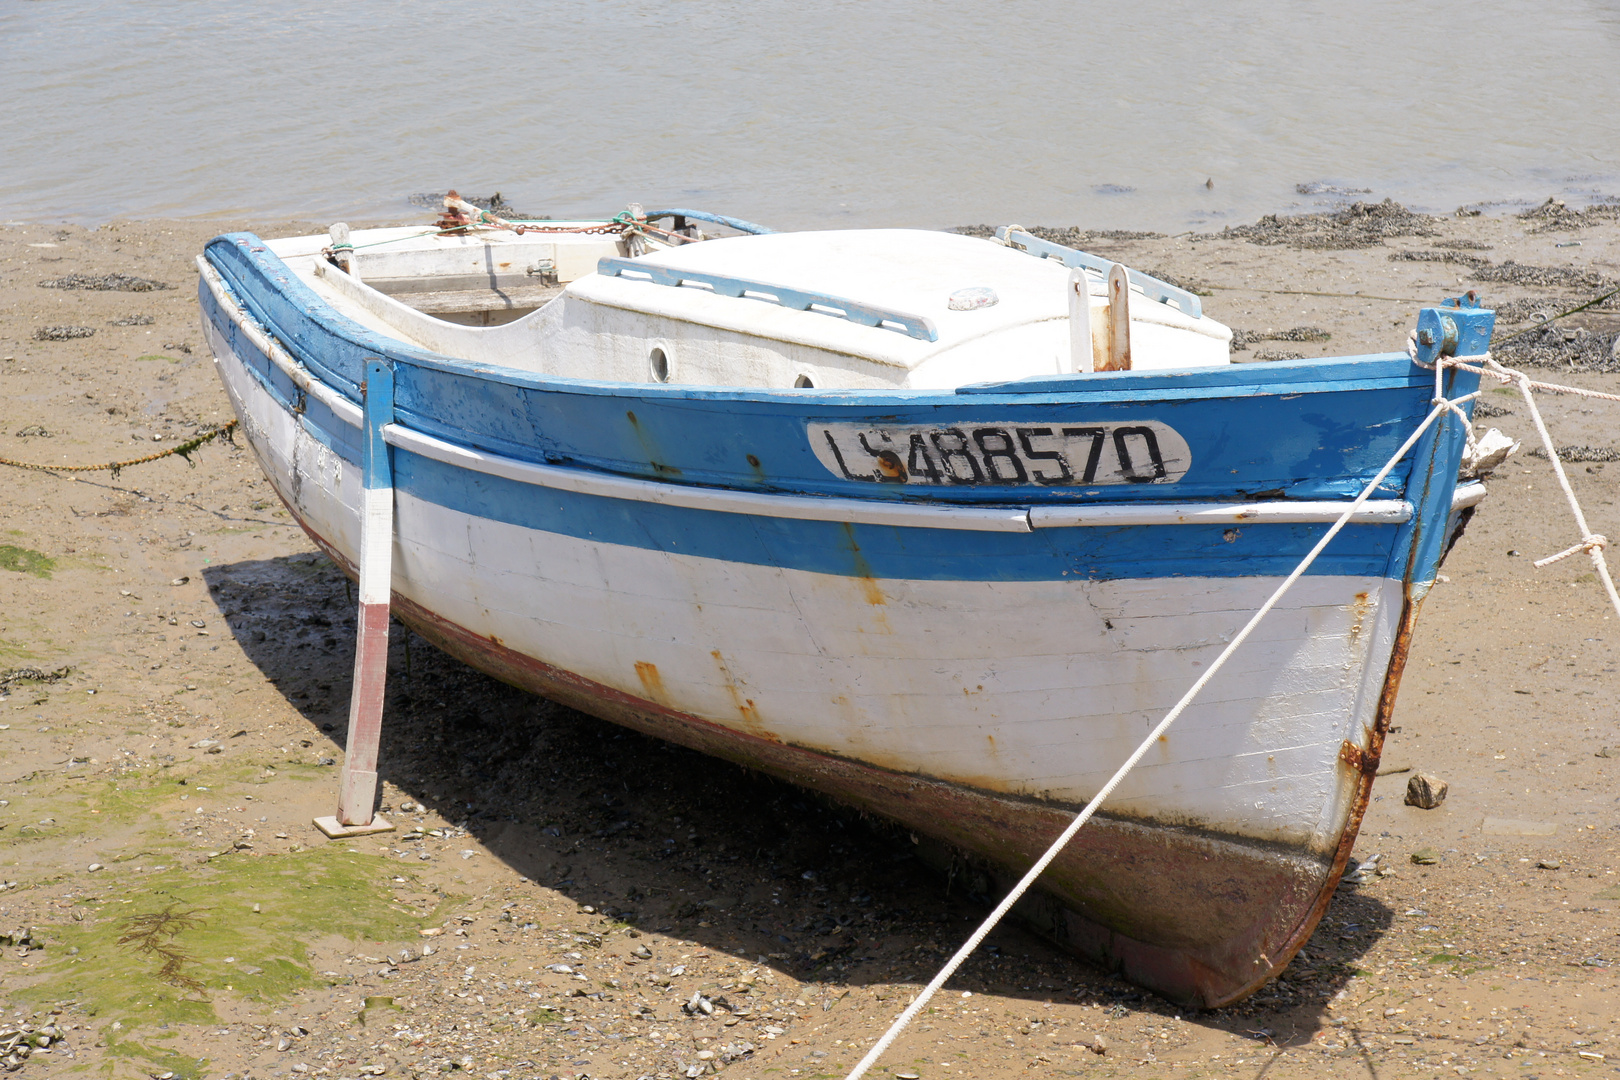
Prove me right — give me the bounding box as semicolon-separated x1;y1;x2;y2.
0;204;1616;1079
5;180;1620;238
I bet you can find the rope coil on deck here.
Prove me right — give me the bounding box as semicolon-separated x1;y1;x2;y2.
0;420;237;479
315;205;704;264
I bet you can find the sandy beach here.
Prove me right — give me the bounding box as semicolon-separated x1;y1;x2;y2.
1;203;1617;1080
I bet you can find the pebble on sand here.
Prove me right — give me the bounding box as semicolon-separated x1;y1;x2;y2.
1404;773;1448;809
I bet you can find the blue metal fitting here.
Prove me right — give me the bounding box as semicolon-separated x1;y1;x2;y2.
1413;301;1495;364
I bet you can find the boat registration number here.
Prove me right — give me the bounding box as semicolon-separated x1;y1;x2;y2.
809;421;1191;487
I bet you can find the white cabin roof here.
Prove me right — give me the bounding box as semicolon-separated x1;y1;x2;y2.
568;229;1101;370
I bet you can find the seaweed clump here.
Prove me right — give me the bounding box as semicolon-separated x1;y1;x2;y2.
1529;445;1620;463
1516;196;1620;234
1472;261;1616;292
1221;198;1439;250
1230;327;1331;353
1496;322;1620;372
952;225;1166;243
39;273;171;292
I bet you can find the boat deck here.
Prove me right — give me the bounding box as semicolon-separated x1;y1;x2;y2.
268;226;1233;391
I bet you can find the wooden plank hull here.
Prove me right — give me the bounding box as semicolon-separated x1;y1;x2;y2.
197;231;1483;1006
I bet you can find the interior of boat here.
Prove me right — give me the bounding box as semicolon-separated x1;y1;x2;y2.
264;218;1235;392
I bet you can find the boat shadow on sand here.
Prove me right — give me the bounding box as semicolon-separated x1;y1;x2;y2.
205;552;1395;1045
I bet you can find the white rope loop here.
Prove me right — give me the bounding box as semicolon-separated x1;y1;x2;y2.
1534;534;1608;568
841;399;1457;1080
1412;330;1480;457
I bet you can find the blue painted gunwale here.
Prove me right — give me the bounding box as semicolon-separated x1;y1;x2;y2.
201;233;1483;586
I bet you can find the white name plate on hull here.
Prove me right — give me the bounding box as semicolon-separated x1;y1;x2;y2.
810;421;1191;487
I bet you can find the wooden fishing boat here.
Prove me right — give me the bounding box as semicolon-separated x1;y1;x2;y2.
196;207;1493;1007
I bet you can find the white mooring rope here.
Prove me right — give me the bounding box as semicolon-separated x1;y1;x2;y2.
842;390;1470;1080
1484;357;1620;617
1421;352;1620;619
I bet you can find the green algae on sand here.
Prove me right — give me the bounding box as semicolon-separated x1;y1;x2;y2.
103;1027;211;1080
0;544;54;578
14;848;454;1032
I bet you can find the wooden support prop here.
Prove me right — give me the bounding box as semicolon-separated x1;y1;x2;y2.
316;358;396;839
1099;263;1132;371
1067;268;1094;374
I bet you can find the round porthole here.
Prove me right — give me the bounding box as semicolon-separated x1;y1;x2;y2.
649;347;670;383
794;374;815;388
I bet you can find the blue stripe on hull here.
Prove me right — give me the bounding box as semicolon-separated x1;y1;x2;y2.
391;445;1401;582
389;368;1438;504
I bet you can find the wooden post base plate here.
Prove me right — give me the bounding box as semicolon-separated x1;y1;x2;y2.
313;814;395;839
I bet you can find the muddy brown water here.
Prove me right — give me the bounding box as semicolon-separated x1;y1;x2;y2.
6;1;1620;231
0;210;1616;1078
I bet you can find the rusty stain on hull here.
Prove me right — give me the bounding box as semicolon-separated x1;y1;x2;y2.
1221;588;1424;1005
709;649;771;734
623;408;681;477
840;523;888;608
1338;739;1366;773
633;660;668;706
1348;589;1371;644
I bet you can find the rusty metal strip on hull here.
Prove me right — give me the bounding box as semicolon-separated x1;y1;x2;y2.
1195;590;1422;1006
